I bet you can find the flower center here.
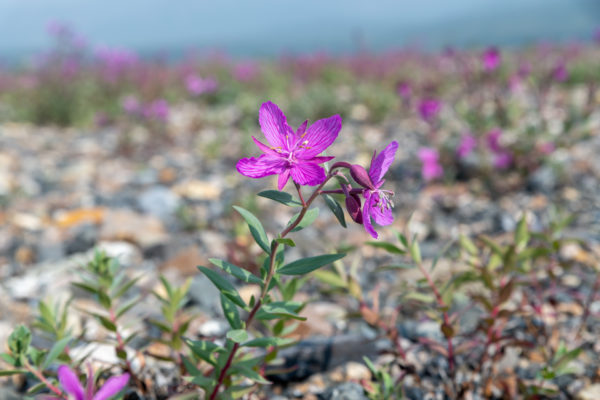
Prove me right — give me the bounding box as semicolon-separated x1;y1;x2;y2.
373;189;395;212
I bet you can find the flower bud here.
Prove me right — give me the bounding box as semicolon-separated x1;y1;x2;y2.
345;193;363;224
349;164;375;190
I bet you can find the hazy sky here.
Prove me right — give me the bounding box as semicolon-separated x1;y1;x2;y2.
0;0;598;58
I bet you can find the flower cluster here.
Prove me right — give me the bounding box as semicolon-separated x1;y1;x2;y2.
237;102;398;238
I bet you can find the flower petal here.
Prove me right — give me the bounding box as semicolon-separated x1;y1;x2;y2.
58;366;85;400
295;115;341;159
369;141;398;185
290;162;326;186
306;156;334;164
259;101;294;149
92;374;130;400
277;169;291;191
237;155;287;179
252;136;280;157
362;192;378;239
370;193;394;226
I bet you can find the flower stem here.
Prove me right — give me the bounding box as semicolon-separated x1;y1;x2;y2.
24;362;68;399
208;174;336;399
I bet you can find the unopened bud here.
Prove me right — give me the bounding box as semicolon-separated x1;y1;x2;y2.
350;164;374;190
345;193;363;224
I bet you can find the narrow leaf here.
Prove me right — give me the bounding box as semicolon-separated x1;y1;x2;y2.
209;258;262;284
233;206;270;253
198;266;246;308
323;194;346;228
258;190;302;207
288;208;319;232
279;253;346;276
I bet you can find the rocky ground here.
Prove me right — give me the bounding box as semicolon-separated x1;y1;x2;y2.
1;103;600;399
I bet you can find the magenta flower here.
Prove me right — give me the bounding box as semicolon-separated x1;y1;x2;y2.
237;101;341;190
121;95;141;115
143;99;169;122
185;74;219;96
417;98;441;122
486;128;503;153
57;365;129;400
418;148;443;182
350;141;398;239
552;63;568;82
396;81;412;100
482;47;500;72
493;151;513;169
456;134;477;159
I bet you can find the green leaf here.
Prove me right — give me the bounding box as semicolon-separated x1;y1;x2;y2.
221;293;242;330
243;337;295;347
366;241;405;254
226;329;248;343
288;208;319;232
279;253;346;275
258;190;302;207
8;325;31;356
185;339;225;365
275;238;295;247
197;266;246;308
323;194;346;228
515;216;530;250
376;264;415;271
230;365;271;384
93;314;117;332
0;369;25;377
404;292;435;303
209;258;262;285
258;302;306;320
42;336;70;369
233;206;270;253
312;270;347;288
116;295;140;319
410;241;422;264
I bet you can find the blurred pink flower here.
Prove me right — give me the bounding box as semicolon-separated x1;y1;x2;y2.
56;365;129;400
456;134;477;158
185;74;219;95
122;96;141;115
486;128;503;153
233;62;259;82
552;63;568;82
396;81;412;100
538;141;555;155
493;151;513;169
482;47;501;72
418;148;443;181
144;99;169;121
417;98;441;122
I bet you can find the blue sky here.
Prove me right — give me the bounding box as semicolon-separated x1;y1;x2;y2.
0;0;597;58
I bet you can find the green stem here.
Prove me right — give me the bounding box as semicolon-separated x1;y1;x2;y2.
208;173;337;399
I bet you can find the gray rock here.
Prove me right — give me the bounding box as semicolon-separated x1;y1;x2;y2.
137;185;180;221
322;382;367;400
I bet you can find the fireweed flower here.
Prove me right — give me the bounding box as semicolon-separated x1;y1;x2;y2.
486;128;503;153
482;47;500;72
493;151;513;169
350;141;398;239
418;148;443;182
456;134;477;159
552;63;568;82
417;98;441;122
237;101;341;190
185;74;219;96
56;365;129;400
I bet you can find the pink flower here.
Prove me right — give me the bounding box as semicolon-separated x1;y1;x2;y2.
57;365;129;400
493;151;513;169
418;148;443;182
482;47;501;72
185;74;219;96
456;134;477;159
486;128;503;153
122;96;141;115
396;82;412;100
552;63;568;82
233;62;259;82
418;98;441;122
144;99;169;121
237;101;341;190
350;141;398;239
